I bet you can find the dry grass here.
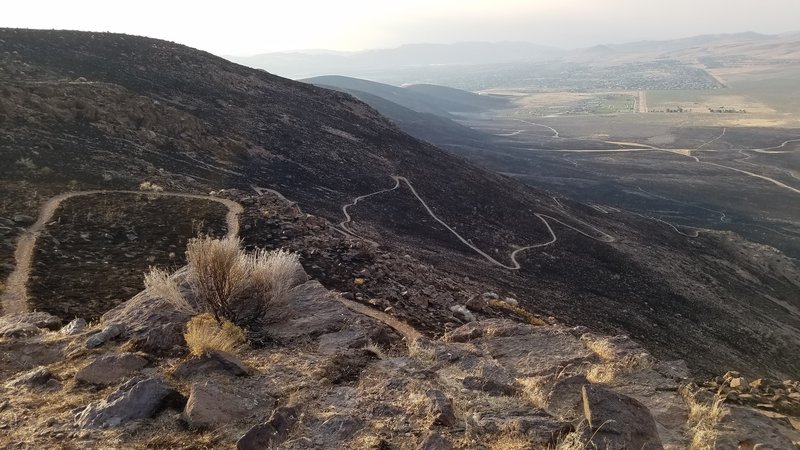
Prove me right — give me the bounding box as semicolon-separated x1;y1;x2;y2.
143;268;193;314
184;313;246;356
517;375;552;409
682;386;724;450
487;299;547;326
487;433;535;450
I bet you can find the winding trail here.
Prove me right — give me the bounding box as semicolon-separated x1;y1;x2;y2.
339;176;616;270
1;190;243;316
511;119;560;138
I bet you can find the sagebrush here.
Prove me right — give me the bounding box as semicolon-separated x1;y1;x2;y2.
144;236;305;327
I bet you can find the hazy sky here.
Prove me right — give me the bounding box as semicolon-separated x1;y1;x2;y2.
4;0;798;55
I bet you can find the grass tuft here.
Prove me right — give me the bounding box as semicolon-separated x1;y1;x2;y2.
184;313;246;356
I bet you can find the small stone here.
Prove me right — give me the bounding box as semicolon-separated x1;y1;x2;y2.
730;377;748;390
60;318;87;335
85;324;124;349
12;214;35;225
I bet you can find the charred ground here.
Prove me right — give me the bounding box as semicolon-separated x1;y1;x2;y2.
1;29;799;378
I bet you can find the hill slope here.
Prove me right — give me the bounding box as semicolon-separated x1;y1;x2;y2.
1;29;800;378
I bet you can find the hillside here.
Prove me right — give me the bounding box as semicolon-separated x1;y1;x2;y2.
1;28;800;383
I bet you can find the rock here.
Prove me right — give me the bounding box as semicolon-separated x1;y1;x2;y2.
425;389;457;427
183;381;261;428
75;353;148;385
545;375;588;420
730;377;748;390
5;366;55;388
417;432;453;450
470;407;569;444
75;376;176;428
236;406;299;450
449;305;475;322
723;370;741;380
0;321;41;338
268;281;353;340
317;330;367;354
463;376;517;396
465;295;490;313
127;322;185;356
85;324;124;349
317;415;364;442
580;384;663;450
173;350;250;378
711;404;797;449
102;280;192;350
653;360;690;381
0;311;62;337
12;214;35;225
60;318;87;335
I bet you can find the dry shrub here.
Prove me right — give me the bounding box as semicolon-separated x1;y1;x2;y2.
145;236;305;327
487;433;534;450
143;267;193;313
184;313;246;356
186;236;250;318
138;181;164;192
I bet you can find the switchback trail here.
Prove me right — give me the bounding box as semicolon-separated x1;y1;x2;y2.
338;176;616;271
1;190;243;316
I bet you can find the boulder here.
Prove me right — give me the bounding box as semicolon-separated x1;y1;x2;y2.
183;381;262;428
236;406;299;450
75;376;176;428
0;321;41;338
580;384;663;450
267;281;353;340
425;389;457;427
85;324;124;349
5;366;55;388
75;353;148;385
173;350;249;379
60;318;87;335
102;282;192;352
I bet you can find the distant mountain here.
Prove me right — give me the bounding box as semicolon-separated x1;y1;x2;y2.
232;32;800;85
303;75;509;117
229;41;559;79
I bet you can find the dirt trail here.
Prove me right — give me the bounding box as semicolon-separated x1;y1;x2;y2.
337;297;422;341
338;175;616;271
1;190;243;316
